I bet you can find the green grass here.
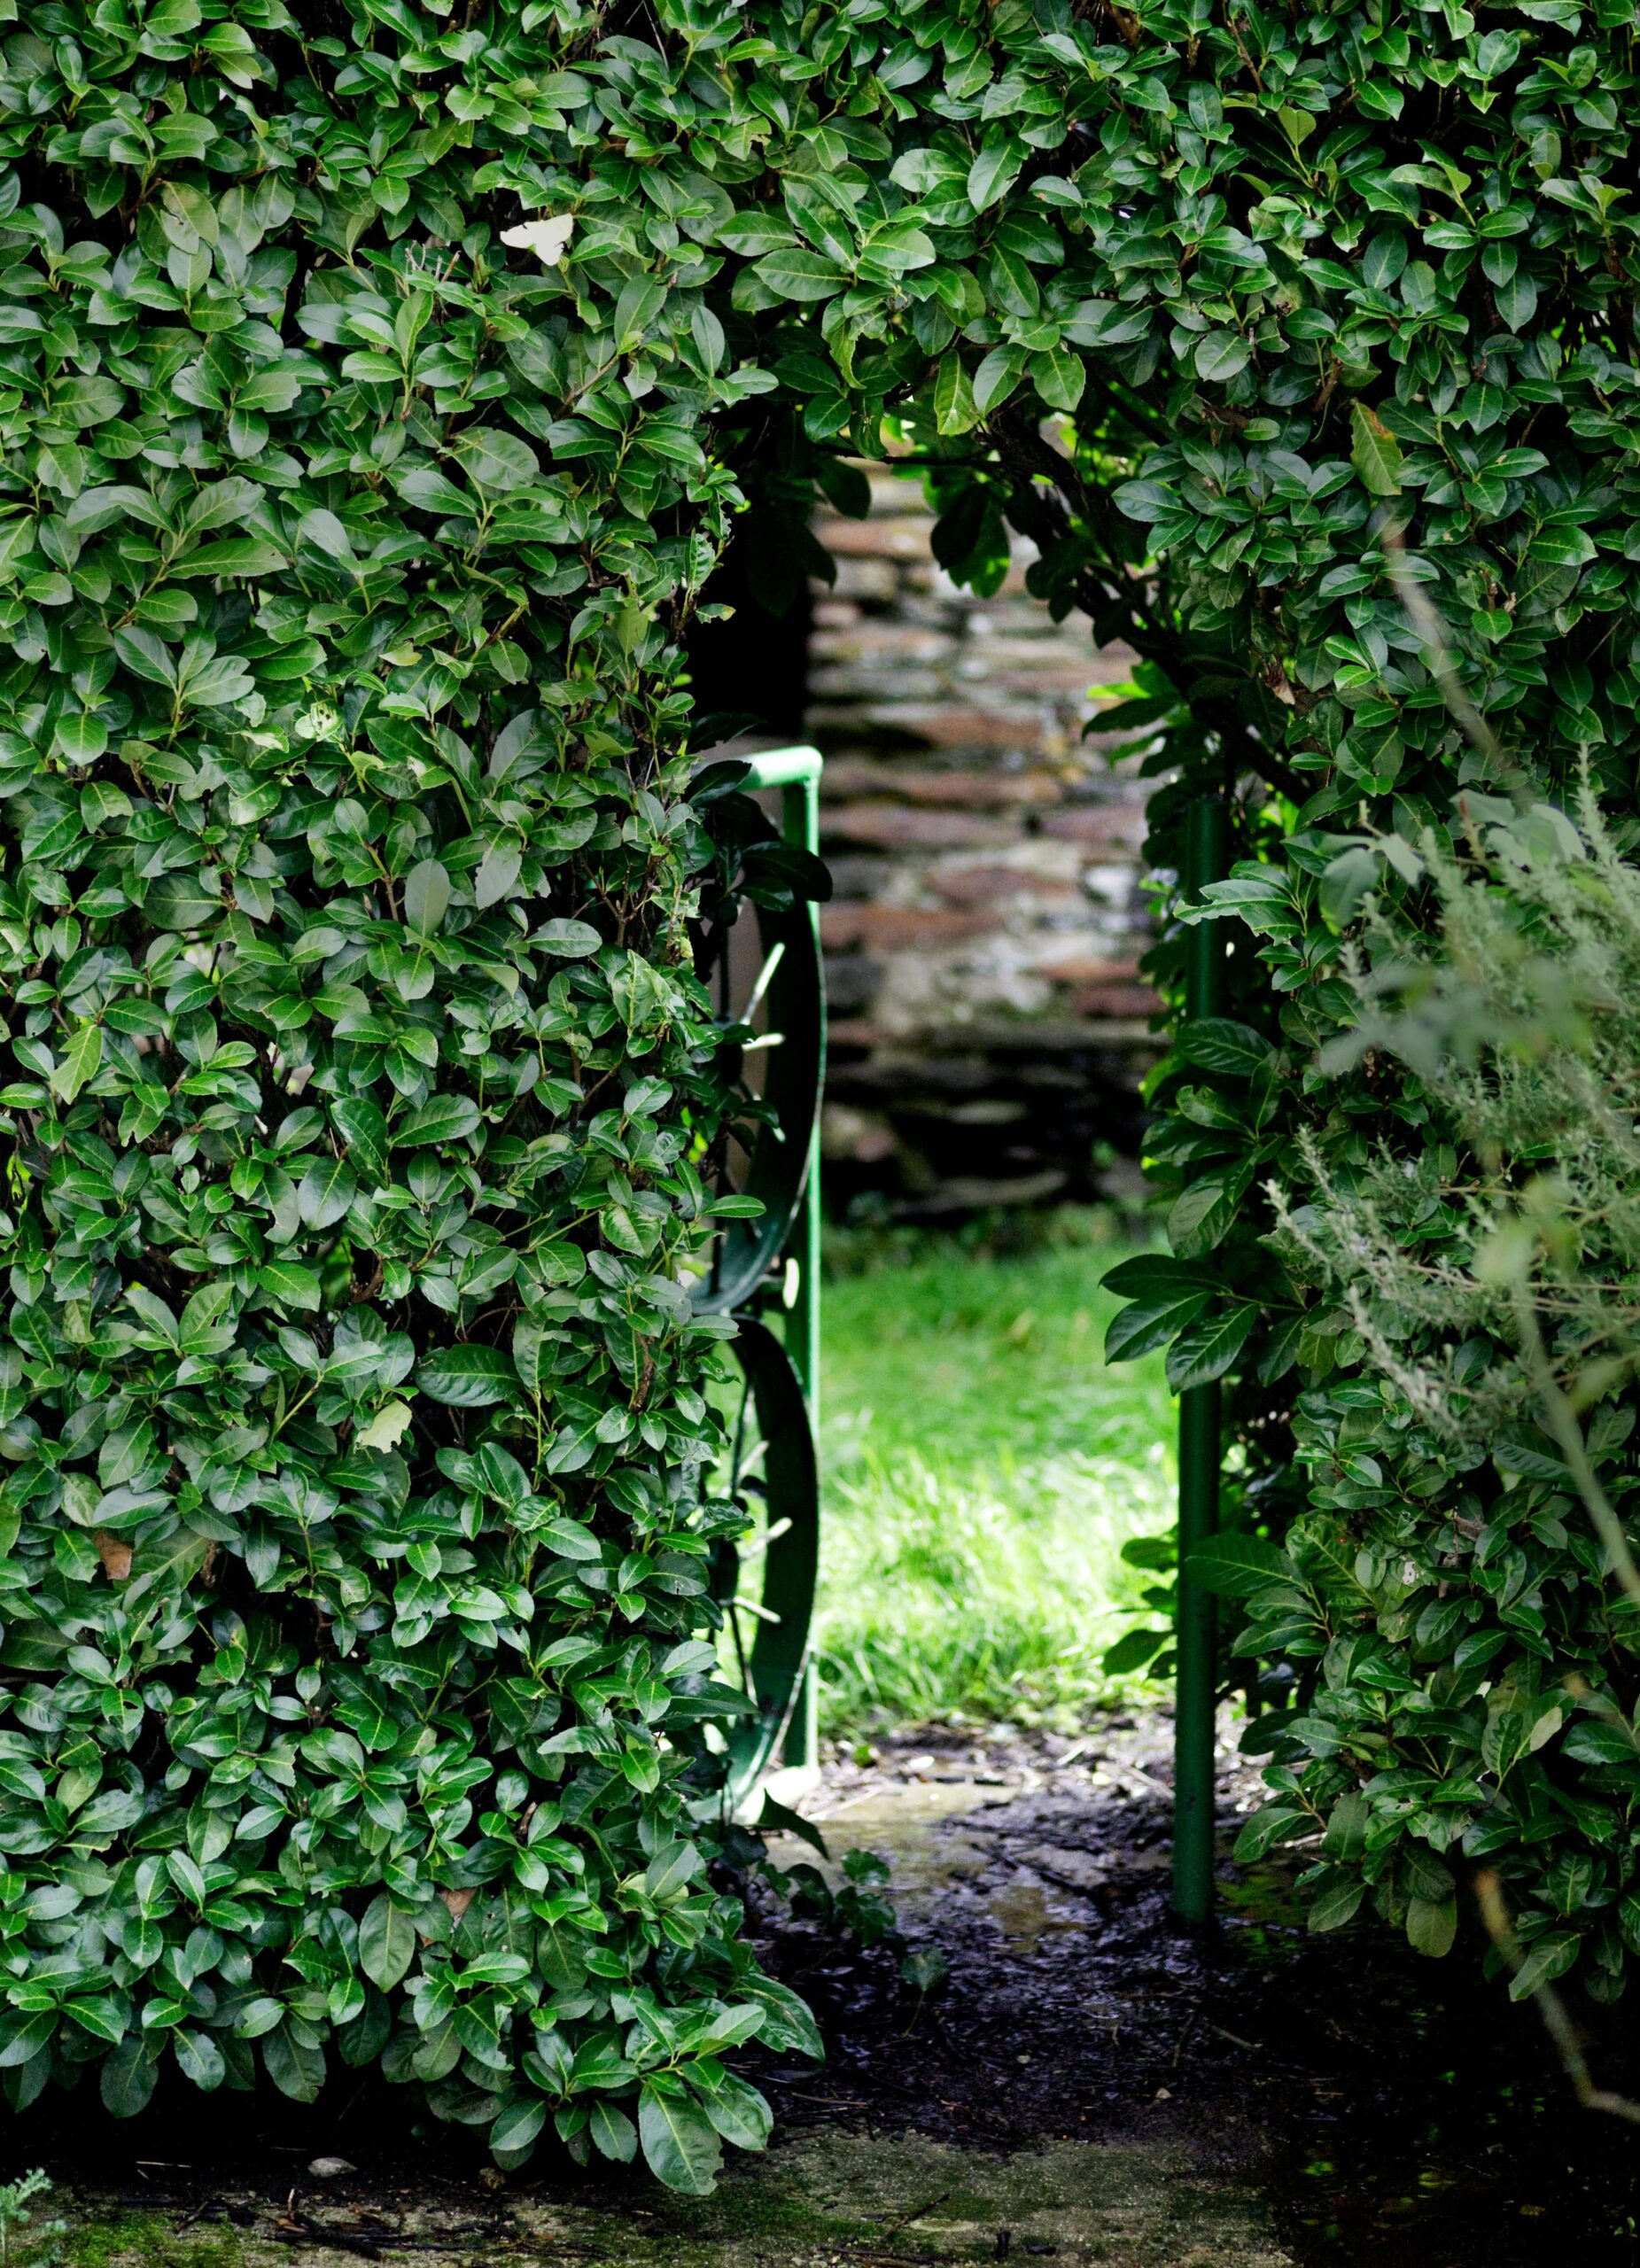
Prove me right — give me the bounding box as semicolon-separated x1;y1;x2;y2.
814;1211;1175;1736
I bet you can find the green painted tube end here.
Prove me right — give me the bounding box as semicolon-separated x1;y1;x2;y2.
742;743;823;792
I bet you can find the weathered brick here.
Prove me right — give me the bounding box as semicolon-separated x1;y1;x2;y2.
926;1015;1162;1052
809;666;952;703
810;619;955;664
820;515;933;559
826;1041;995;1091
821;1102;898;1164
928;839;1087;888
956;656;1109;697
820;904;997;949
822;801;1024;850
928;862;1083;907
823;702;1066;751
830;557;900;602
1030;955;1144;984
820;758;1061;808
820;958;882;1018
802;464;1155;1208
821;851;897;897
1069;981;1161;1019
1039;804;1149;848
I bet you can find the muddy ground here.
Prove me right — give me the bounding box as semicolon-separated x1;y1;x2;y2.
16;1714;1640;2266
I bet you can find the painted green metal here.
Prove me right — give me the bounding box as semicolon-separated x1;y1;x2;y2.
1173;793;1229;1925
714;1317;820;1798
741;748;824;1785
755;749;824;1420
691;783;824;1317
743;743;826;798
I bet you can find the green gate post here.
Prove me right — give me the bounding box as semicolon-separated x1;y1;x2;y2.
742;746;825;1782
1173;793;1229;1925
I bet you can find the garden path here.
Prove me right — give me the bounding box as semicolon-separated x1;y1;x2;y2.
47;1720;1635;2268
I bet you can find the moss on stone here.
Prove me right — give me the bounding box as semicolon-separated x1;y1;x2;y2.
58;2132;1289;2268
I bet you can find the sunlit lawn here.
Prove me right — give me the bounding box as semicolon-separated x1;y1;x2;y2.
814;1210;1175;1736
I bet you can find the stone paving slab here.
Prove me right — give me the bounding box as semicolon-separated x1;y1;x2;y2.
58;2131;1291;2268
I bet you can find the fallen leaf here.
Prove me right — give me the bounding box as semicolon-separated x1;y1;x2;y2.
355;1399;413;1454
96;1530;133;1581
501;214;574;264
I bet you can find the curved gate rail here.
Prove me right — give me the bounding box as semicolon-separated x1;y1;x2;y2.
689;762;1231;1891
691;748;825;1814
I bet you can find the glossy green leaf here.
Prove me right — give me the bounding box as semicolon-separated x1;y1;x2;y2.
1166;1302;1258;1390
259;1261;322;1311
417;1345;517;1407
403;859;452;936
752;248;851;301
1185;1533;1290;1597
393;1096;482;1148
638;2081;722;2195
359;1894;417;1990
1349;403;1404;497
49;1022;102;1103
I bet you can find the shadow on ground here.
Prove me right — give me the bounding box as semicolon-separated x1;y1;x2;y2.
24;1715;1640;2266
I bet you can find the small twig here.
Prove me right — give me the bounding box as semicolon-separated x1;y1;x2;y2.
874;2191;952;2244
1204;2019;1264;2054
1030;1860;1108;1902
1097;1757;1173;1801
274;2213;384;2260
1512;1284;1640;1610
1475;1869;1640;2124
1381;522;1505;769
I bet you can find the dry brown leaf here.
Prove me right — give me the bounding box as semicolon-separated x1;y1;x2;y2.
96;1530;133;1582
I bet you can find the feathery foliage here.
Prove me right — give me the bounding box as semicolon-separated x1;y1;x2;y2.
1227;796;1640;1995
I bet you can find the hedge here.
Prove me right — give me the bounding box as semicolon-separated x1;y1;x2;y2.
0;0;822;2191
4;0;1640;2186
1231;794;1640;1991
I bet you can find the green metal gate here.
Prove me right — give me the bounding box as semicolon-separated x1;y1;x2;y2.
688;751;1228;1913
690;748;825;1814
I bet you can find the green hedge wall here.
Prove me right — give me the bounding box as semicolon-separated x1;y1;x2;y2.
6;0;1640;2184
0;0;820;2191
708;0;1640;1994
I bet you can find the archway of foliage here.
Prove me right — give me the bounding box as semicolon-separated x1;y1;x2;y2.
714;0;1640;2008
2;0;1638;2197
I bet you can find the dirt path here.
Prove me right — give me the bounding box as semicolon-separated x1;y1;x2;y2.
35;1715;1640;2266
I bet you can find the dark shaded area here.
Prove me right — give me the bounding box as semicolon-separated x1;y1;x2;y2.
683;514;812;746
742;1727;1640;2264
820;1027;1151;1221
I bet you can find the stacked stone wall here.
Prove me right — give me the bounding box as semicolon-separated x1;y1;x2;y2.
806;468;1161;1216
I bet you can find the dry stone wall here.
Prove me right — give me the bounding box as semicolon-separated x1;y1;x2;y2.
807;469;1161;1216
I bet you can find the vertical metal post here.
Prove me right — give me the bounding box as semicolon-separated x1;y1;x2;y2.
780;763;823;1777
781;772;822;1423
1174;794;1228;1925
